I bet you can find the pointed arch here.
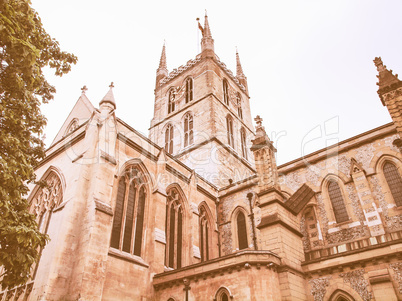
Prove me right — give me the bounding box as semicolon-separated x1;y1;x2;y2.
198;202;214;262
214;286;233;301
165;184;189;269
236;92;243;119
329;290;356;301
321;175;350;224
223;78;229;105
183;112;194;148
226;114;234;148
164;123;174;154
110;164;150;258
231;206;250;251
185;77;193;104
240;127;247;159
167;87;176;114
374;155;402;208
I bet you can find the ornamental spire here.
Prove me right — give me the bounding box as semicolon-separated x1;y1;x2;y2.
236;49;245;78
156;42;168;88
199;11;214;58
236;49;248;93
374;57;402;105
158;41;167;71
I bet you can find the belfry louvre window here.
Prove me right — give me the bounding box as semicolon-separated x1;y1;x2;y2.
223;79;229;105
328;181;349;223
165;188;184;269
237;211;248;250
185;78;193;103
240;127;247;159
199;206;210;261
110;167;146;257
237;93;243;119
383;161;402;207
168;89;175;113
226;115;234;148
165;124;174;154
184;113;194;147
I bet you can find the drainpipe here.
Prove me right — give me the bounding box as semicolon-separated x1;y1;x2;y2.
247;193;258;250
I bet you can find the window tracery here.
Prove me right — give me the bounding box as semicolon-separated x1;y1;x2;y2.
183;113;194;147
328;181;349;223
165;124;174;154
185;78;193;104
226;115;234;148
383;161;402;207
110;167;147;257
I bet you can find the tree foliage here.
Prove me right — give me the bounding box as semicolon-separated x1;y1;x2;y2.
0;0;77;289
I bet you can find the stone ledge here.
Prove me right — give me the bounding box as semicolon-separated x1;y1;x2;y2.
108;248;149;268
153;250;281;288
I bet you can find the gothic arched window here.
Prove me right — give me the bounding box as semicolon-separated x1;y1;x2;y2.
383;161;402;207
240;127;247;159
165;124;174;154
237;93;243;119
214;287;232;301
199;206;210;262
183;113;194;147
223;79;229;105
168;89;175;114
165;188;184;269
185;78;193;104
110;167;147;257
328;181;349;223
226;115;234;148
237;211;248;250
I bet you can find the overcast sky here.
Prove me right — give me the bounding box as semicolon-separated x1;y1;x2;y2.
31;0;401;165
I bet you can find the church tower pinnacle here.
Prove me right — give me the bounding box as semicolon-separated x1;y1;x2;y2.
236;49;248;93
200;13;214;58
156;42;168;88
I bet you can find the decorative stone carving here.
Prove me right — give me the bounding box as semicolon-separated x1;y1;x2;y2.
390;262;402;294
309;276;331;301
345;183;365;223
300;215;310;251
339;269;372;301
355;143;375;171
306;165;321;187
326;225;368;245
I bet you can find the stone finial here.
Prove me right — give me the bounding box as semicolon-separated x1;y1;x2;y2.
374;57;400;91
158;42;167;71
81;85;88;95
374;57;385;72
255;115;263;128
254;115;266;137
200;12;214;57
236;49;245;78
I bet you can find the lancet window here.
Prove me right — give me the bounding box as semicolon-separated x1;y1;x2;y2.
328;181;349;223
223;79;229;105
199;206;210;262
226;115;234;148
237;211;248;250
168;89;175;114
237;92;243;119
240;127;247;160
110;167;147;257
165;124;174;154
185;78;193;103
383;161;402;207
183;113;194;147
165;188;184;269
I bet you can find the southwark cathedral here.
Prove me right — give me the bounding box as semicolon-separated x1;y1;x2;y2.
3;15;402;301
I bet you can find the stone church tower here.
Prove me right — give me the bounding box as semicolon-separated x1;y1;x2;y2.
149;15;255;187
2;15;402;301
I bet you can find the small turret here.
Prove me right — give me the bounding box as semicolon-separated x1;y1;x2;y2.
99;82;116;114
156;43;168;88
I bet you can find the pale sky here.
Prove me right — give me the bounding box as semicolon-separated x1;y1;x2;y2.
31;0;401;165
